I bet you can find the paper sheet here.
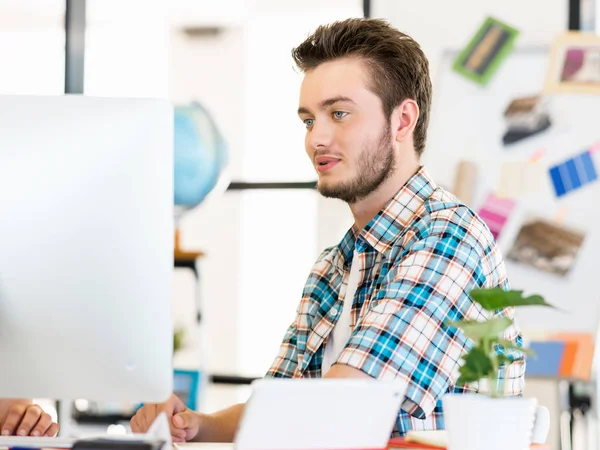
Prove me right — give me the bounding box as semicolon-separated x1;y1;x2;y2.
496;161;545;198
478;193;516;241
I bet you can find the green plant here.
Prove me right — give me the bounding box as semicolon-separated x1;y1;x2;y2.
446;288;553;398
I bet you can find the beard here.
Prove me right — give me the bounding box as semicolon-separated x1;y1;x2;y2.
316;124;395;204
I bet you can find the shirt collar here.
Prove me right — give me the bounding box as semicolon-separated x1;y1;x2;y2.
338;166;436;267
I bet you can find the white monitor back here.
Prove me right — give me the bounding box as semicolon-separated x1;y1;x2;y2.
234;378;405;450
0;95;174;402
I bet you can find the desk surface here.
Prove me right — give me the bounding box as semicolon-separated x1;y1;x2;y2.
175;444;233;450
0;442;232;450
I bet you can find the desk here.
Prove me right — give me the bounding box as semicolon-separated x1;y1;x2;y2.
175;445;232;450
0;443;232;450
172;441;552;450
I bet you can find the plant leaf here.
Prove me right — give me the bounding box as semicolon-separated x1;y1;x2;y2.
457;366;480;385
457;346;494;385
469;288;554;311
446;317;513;341
496;353;511;367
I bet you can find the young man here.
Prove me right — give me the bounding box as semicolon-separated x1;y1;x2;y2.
0;400;59;437
131;18;524;440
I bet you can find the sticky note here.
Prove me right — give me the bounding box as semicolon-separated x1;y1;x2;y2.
527;341;566;377
478;193;516;240
496;161;544;198
452;17;519;86
549;150;598;197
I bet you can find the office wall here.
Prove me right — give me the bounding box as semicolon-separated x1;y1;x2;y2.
373;0;566;76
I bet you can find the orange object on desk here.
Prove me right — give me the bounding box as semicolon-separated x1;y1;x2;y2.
388;437;550;450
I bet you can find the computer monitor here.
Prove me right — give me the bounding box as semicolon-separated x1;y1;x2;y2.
0;95;174;403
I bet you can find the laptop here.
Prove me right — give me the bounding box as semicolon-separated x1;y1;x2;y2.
234;378;406;450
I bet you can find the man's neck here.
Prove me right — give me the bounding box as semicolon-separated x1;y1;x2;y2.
349;161;420;231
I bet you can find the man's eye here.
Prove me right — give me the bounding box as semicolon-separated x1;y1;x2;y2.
304;118;315;127
333;111;348;119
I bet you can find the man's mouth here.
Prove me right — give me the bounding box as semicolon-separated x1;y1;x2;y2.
315;156;341;173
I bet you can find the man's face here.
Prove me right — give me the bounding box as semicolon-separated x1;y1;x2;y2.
298;58;395;204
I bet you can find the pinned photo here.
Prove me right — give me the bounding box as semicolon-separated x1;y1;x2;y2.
549;149;598;197
478;193;516;241
452;17;519;86
502;95;551;146
544;32;600;94
497;160;545;198
507;217;585;277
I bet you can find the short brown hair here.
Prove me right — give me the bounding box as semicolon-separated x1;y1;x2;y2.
292;18;432;157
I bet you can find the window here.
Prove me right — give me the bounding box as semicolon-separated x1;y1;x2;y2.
84;0;169;98
0;0;65;95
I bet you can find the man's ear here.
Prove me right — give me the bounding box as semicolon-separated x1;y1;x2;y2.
392;98;419;143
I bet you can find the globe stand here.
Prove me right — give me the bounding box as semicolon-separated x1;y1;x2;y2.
173;209;205;327
173;205;205;261
174;228;205;261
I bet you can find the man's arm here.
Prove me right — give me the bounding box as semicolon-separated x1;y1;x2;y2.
195;318;303;442
189;363;369;442
183;350;366;442
187;403;245;443
132;319;302;443
329;234;488;419
183;365;367;443
324;364;372;379
189;319;302;442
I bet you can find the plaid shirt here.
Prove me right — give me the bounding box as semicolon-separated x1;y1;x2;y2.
265;167;525;436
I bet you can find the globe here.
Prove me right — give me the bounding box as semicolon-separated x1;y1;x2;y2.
173;102;229;228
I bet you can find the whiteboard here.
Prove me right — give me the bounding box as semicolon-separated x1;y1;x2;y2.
424;47;600;333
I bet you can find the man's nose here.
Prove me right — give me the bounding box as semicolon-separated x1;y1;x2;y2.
308;120;334;151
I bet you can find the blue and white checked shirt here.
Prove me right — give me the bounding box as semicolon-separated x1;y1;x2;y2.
265;166;525;436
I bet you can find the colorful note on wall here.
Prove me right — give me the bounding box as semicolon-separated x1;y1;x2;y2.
507;215;585;277
496;161;544;198
452;17;519;86
452;160;477;206
549;150;598;198
478;193;516;240
526;333;594;380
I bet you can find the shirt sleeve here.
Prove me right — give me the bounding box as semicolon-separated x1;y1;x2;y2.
265;246;336;379
264;320;300;378
335;234;485;419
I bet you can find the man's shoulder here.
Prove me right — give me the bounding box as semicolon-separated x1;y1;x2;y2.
416;187;496;253
308;245;340;274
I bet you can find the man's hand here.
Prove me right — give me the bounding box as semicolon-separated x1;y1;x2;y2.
130;394;203;443
0;401;59;437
